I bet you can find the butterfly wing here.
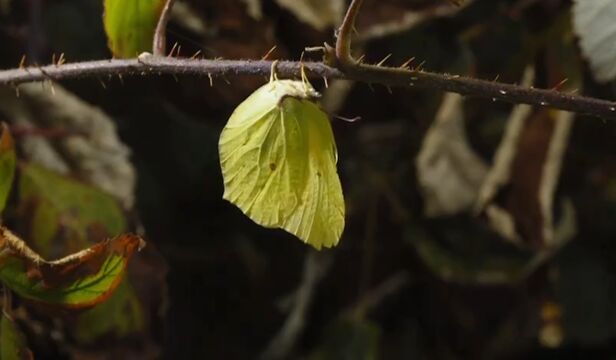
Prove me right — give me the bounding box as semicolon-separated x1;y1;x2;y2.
219;81;345;249
282;98;345;248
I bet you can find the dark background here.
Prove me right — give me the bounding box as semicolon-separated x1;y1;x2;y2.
1;0;616;359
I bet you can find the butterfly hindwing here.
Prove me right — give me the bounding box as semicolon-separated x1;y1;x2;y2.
219;80;345;249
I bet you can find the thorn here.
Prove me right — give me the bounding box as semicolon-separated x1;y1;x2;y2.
19;55;26;69
48;81;56;95
222;75;230;85
400;57;415;69
208;73;213;87
551;78;568;90
376;54;392;67
386;86;392;94
356;54;366;63
172;74;179;82
323;76;329;88
190;50;202;59
176;45;182;57
493;74;500;82
261;45;277;60
118;73;124;85
304;46;325;53
51;53;56;65
99;78;107;89
168;42;179;57
335;115;361;123
57;53;66;65
414;60;426;71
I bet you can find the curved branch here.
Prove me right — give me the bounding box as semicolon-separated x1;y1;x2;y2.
335;0;363;66
0;57;614;119
153;0;176;56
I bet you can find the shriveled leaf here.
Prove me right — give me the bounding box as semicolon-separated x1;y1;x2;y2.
0;311;32;360
0;84;135;208
0;123;16;214
103;0;166;58
476;108;576;249
416;93;488;217
19;163;126;258
0;227;144;309
572;0;616;82
473;64;576;250
275;0;345;31
240;0;262;20
16;164;146;340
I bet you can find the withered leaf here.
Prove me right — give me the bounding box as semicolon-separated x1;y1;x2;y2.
416;93;488;217
0;227;144;309
16;163;145;342
476;108;576;250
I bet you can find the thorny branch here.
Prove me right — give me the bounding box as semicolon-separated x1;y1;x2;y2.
0;0;615;119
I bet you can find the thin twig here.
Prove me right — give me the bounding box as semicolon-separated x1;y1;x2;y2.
260;251;333;360
153;0;176;56
0;57;615;119
335;0;364;66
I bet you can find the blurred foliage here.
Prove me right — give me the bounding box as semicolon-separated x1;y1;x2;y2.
0;0;615;359
103;0;166;57
18;163;126;257
0;311;31;360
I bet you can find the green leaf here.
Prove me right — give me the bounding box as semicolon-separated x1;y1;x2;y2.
18;163;126;258
103;0;166;58
17;163;144;341
0;123;16;215
0;311;31;360
0;227;144;309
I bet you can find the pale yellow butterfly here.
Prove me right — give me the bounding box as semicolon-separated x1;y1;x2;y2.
218;72;345;249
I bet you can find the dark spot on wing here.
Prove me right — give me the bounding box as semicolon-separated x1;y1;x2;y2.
316;172;322;177
270;163;277;171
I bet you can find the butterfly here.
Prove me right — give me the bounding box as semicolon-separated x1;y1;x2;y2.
219;74;345;249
